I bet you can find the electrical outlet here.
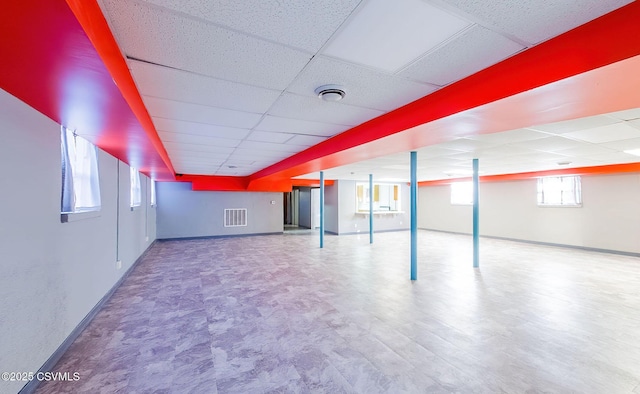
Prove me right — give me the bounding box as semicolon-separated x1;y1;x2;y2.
116;260;122;270
145;236;149;242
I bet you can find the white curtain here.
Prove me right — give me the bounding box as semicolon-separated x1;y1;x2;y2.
61;126;101;213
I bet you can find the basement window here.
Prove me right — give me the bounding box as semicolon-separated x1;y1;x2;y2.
450;182;473;205
61;126;101;215
130;167;142;208
150;179;156;207
537;176;582;207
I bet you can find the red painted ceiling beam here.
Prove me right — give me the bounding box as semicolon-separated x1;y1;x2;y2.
66;0;175;180
291;179;335;188
249;1;640;184
0;0;174;180
418;163;640;187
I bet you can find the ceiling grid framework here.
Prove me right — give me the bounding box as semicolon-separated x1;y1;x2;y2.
95;0;638;184
99;0;576;178
1;0;638;190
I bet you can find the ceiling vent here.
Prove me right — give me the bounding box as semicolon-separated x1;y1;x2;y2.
315;85;346;102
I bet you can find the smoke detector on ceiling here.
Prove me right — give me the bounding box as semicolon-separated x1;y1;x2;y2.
315;85;346;102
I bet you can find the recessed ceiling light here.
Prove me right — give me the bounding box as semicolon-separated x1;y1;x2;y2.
623;148;640;157
315;85;346;102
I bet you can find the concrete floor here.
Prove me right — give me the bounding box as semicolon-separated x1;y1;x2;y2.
35;230;640;393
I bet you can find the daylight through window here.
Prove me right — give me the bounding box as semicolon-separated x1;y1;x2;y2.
61;126;101;213
537;176;582;206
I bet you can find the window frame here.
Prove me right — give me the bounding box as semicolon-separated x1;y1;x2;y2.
537;175;582;207
130;167;142;209
60;126;101;219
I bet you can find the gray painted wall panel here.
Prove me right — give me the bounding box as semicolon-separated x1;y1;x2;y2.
298;187;312;229
0;88;156;394
156;182;283;239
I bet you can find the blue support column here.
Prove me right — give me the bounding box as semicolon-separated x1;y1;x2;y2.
320;171;325;248
410;151;417;280
473;158;480;268
369;173;373;244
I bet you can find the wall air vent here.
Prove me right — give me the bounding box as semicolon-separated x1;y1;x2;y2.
224;208;247;227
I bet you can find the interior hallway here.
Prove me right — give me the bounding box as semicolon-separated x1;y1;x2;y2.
35;231;640;393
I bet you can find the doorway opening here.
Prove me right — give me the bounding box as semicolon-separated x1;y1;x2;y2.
283;187;320;231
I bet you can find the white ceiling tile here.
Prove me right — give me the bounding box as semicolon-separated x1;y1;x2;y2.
144;96;262;129
255;116;347;137
286;135;328;147
563;123;640;143
528;115;621;134
439;0;632;44
174;164;220;173
553;144;618;157
587;152;640;164
435;138;499;152
467;128;549;144
400;25;523;86
601;138;640;152
170;158;229;167
221;159;256;167
509;136;585;152
231;148;292;160
139;0;362;52
102;0;311;89
268;93;385;126
246;131;293;144
473;145;537;158
323;0;470;72
163;141;235;155
165;148;232;160
129;60;281;113
606;108;640;121
237;140;302;153
415;146;470;158
158;131;241;147
153;117;251;140
287;56;437;111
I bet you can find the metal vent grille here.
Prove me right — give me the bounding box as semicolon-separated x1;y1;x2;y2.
224;208;247;227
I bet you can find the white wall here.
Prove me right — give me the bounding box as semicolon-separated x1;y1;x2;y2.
0;88;156;394
419;174;640;254
156;182;283;239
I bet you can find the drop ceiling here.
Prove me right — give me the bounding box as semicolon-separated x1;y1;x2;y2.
93;0;638;183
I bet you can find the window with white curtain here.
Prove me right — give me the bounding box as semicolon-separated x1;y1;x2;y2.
61;126;101;213
537;176;582;206
450;181;473;205
150;179;156;207
130;167;142;208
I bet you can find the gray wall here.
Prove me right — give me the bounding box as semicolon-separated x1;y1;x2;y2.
0;88;156;394
324;183;340;234
325;180;410;235
156;181;283;239
298;187;312;229
419;174;640;254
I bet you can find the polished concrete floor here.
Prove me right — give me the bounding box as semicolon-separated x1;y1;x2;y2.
36;231;640;393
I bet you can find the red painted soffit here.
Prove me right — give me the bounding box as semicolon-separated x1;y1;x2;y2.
0;0;174;180
418;163;640;187
248;1;640;185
